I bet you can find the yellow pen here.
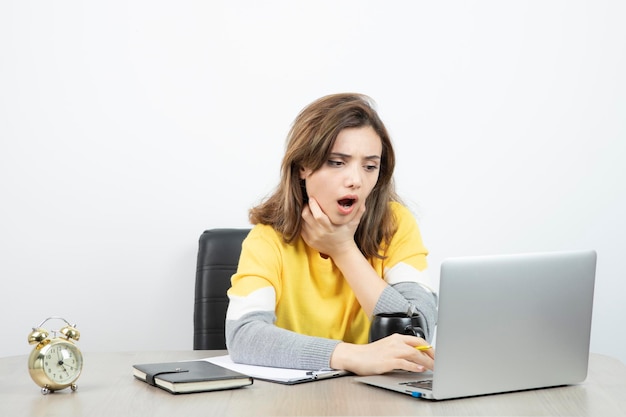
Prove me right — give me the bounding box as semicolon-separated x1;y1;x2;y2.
415;345;432;351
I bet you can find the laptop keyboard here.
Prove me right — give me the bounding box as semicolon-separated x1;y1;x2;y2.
401;379;433;390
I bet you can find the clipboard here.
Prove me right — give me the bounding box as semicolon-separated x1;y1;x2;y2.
204;355;349;385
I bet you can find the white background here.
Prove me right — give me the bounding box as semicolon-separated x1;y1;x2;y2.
1;1;624;363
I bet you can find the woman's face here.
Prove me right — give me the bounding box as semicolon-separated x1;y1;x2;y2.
300;126;382;225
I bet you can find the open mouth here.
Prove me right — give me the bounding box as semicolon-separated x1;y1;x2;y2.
338;198;356;209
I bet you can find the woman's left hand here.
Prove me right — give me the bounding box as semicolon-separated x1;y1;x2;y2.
330;334;435;375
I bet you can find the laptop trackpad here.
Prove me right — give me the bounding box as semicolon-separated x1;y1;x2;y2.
401;379;433;390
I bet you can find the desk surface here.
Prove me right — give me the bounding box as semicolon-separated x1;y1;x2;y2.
1;351;625;417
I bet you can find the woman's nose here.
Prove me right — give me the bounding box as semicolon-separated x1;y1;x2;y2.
344;164;362;188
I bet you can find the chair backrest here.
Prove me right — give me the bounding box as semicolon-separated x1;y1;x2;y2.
193;228;250;350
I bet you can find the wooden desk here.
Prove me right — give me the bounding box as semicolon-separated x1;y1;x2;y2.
1;351;625;416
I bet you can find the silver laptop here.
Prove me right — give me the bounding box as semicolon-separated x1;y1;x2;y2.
356;249;597;400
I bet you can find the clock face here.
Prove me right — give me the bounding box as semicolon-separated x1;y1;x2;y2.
41;341;83;384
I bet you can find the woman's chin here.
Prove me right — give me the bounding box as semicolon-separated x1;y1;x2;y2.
328;212;356;226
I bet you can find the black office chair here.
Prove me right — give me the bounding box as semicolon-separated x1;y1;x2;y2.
193;228;250;350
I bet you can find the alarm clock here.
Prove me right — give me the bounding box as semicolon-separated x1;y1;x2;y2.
27;316;83;395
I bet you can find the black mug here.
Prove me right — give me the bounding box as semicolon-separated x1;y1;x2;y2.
368;312;426;342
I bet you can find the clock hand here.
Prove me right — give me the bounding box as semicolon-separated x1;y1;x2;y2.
54;348;69;373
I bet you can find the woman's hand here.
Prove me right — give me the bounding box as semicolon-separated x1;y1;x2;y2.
302;196;385;316
301;197;365;259
329;333;435;376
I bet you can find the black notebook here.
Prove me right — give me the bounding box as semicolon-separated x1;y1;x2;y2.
132;360;253;394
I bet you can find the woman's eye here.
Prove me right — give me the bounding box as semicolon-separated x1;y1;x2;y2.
364;164;379;171
327;160;344;167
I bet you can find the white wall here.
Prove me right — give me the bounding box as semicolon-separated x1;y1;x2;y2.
1;1;625;363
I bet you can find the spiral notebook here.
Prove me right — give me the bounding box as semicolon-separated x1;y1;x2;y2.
133;360;253;394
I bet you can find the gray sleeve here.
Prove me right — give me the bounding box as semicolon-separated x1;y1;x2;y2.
372;282;438;342
226;282;437;369
225;311;341;370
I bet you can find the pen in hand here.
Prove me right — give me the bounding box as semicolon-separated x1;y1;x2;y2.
415;345;432;351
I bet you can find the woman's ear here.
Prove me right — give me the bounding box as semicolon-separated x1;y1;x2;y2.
299;166;310;180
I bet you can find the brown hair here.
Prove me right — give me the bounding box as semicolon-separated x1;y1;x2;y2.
249;93;400;259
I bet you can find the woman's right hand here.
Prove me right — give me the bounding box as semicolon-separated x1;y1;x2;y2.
329;333;435;376
300;197;364;260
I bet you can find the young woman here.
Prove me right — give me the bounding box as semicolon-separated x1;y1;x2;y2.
225;93;437;375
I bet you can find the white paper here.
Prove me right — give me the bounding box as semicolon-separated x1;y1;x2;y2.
204;355;344;384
